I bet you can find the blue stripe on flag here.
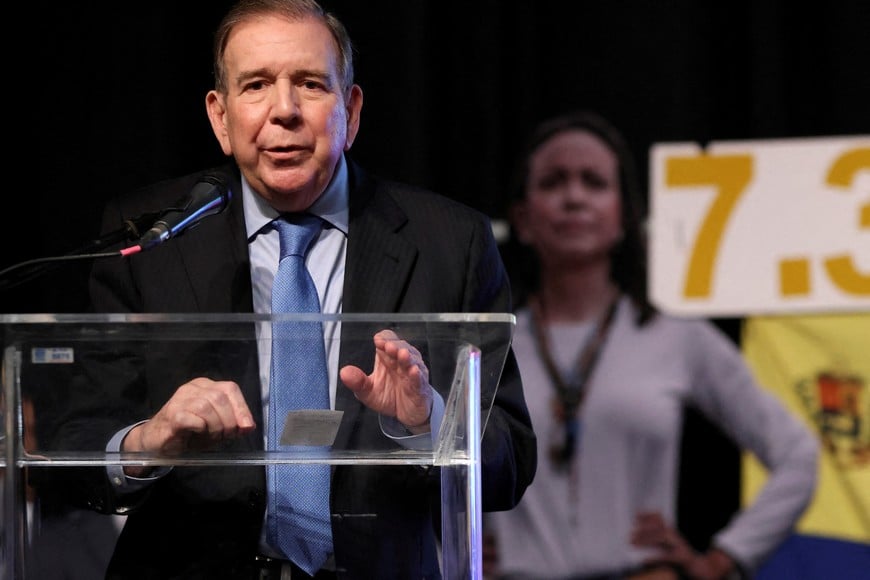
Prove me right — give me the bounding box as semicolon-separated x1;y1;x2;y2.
757;533;870;580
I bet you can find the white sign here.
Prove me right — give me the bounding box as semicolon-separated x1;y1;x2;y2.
649;136;870;316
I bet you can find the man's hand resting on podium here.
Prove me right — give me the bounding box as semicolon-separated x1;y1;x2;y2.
121;377;255;476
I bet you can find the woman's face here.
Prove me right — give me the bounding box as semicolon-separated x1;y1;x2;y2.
512;128;623;269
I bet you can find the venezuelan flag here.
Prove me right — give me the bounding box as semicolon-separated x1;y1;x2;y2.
741;313;870;580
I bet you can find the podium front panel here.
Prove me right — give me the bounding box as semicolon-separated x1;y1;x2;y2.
1;312;514;579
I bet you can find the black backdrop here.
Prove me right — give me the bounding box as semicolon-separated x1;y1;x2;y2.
10;0;870;312
7;0;870;558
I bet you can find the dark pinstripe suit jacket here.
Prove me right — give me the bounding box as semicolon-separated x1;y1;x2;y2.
50;159;536;579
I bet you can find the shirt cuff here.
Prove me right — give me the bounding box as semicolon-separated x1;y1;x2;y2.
380;389;445;451
106;421;172;491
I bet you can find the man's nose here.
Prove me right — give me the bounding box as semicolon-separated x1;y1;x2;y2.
271;81;300;122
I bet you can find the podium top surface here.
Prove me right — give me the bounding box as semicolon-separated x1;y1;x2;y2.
1;312;516;324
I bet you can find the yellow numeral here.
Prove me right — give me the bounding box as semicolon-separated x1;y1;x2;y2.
665;154;754;298
823;147;870;296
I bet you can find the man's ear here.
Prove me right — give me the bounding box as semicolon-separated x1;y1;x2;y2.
205;90;233;156
344;84;364;150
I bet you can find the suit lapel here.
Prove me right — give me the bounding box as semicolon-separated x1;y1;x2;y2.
336;163;419;447
174;168;253;313
342;164;417;313
164;168;263;438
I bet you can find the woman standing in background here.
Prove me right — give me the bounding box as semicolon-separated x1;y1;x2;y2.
484;111;818;580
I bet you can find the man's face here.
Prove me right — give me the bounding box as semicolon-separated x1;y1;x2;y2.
206;14;362;212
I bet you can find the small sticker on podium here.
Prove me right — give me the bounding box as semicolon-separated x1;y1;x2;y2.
280;409;343;446
31;347;75;364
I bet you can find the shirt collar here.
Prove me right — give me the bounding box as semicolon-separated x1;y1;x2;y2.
243;154;350;241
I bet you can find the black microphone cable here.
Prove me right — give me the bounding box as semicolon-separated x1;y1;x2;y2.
0;210;164;291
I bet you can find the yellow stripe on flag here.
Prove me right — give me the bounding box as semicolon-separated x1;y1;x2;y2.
741;313;870;543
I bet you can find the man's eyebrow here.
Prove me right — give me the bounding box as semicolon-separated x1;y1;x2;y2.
291;69;334;83
234;67;272;85
232;68;335;86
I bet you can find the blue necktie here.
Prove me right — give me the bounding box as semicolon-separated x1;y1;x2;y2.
267;214;332;574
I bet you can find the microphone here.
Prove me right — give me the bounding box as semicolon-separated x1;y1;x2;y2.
137;171;233;251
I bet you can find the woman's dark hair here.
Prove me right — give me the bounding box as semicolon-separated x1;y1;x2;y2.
503;110;656;325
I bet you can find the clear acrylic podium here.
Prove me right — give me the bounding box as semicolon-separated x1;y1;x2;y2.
1;312;515;579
